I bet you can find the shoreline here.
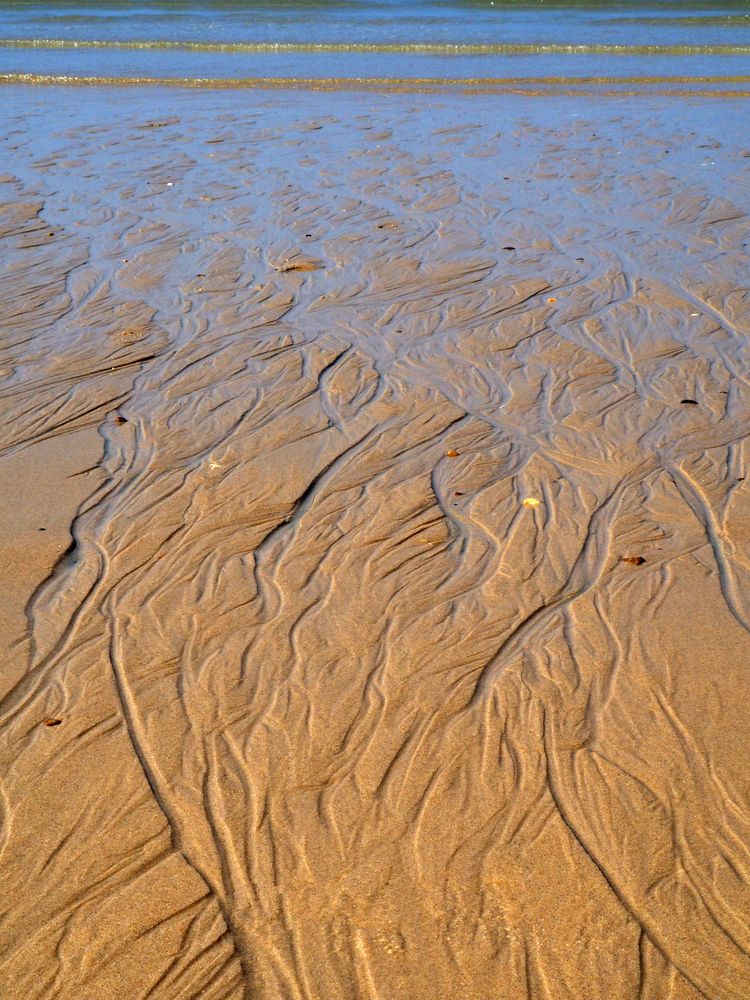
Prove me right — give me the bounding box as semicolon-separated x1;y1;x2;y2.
3;72;750;96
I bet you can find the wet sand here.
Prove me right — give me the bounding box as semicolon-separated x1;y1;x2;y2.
1;88;750;999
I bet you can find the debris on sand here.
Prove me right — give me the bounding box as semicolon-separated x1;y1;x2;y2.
275;255;323;273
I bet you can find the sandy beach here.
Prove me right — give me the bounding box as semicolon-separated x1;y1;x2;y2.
1;85;750;998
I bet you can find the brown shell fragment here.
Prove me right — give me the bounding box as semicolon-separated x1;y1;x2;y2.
276;257;323;273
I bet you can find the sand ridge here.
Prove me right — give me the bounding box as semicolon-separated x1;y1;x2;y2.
0;91;749;999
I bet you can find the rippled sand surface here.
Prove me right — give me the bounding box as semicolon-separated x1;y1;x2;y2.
1;90;750;999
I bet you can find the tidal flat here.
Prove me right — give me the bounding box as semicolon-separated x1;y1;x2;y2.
1;81;750;999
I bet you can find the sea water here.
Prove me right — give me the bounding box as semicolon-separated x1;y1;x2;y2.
0;0;749;88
